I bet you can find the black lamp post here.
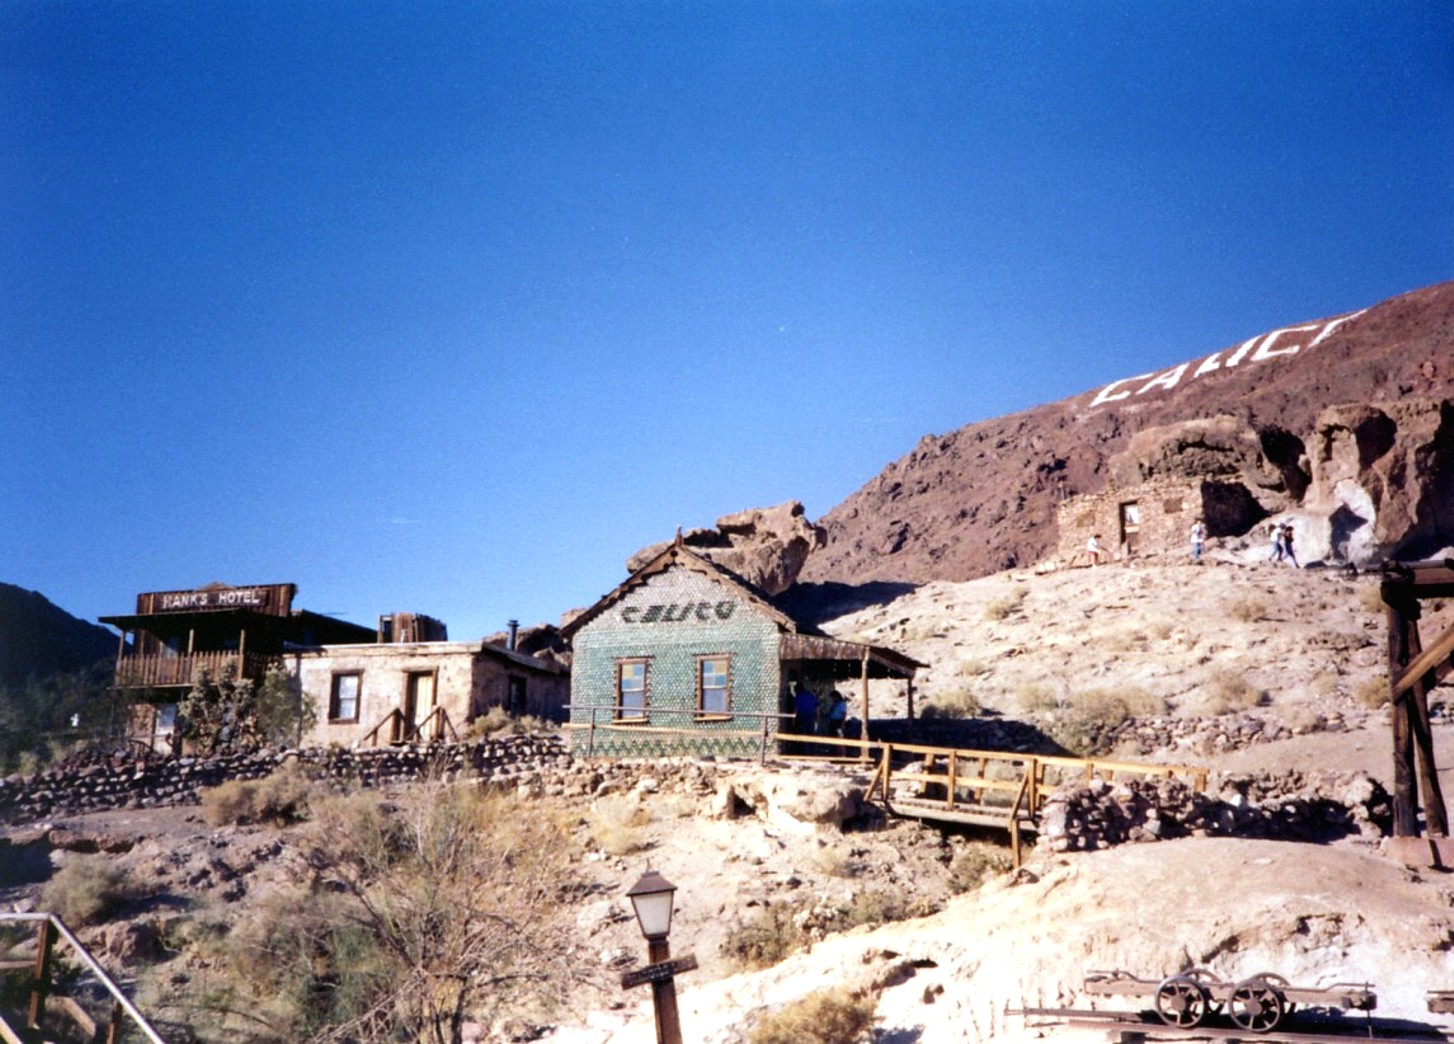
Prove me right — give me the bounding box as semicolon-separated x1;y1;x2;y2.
625;868;684;1044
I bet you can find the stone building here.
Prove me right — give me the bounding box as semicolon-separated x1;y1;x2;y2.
562;537;922;759
290;636;568;748
1055;477;1264;563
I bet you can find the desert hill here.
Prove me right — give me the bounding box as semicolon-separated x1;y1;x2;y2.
803;281;1454;586
0;582;116;688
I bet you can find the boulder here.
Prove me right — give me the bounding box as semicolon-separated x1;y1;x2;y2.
627;501;827;596
1302;399;1454;563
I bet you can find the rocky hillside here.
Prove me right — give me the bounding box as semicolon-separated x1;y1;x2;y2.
803;281;1454;586
0;583;116;688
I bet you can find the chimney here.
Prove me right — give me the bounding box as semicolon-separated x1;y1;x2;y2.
507;620;519;652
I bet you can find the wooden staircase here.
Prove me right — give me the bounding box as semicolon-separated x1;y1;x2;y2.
0;914;164;1043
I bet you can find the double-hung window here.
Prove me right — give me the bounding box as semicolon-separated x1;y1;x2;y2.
697;655;730;716
616;659;649;720
330;672;362;722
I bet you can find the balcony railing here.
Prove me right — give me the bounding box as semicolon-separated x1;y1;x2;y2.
114;650;273;689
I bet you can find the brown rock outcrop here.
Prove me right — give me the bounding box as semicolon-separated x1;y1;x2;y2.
627;500;826;595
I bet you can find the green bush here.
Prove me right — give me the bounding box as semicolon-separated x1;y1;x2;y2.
750;988;876;1044
40;858;132;926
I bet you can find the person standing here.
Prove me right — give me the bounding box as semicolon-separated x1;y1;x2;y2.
1190;519;1207;563
792;680;819;737
827;690;849;738
1282;523;1299;568
1086;533;1107;566
1268;522;1285;563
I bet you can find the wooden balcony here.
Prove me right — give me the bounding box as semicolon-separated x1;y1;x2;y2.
114;651;272;690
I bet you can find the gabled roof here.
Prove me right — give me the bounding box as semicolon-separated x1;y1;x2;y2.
558;539;926;677
560;538;797;640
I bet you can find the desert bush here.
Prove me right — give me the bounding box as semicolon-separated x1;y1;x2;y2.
805;843;854;878
40;858;133;926
750;988;876;1044
1017;682;1059;715
195;783;584;1042
201;764;314;827
921;688;981;720
948;843;1012;894
588;794;648;856
722;901;810;969
838;889;915;929
1228;596;1270;623
1075;686;1165;725
465;706;552;739
1357;584;1388;615
1203;670;1265;714
1355;677;1390;709
983;587;1028;622
957;658;991;678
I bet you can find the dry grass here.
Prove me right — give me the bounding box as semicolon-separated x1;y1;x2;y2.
983;586;1028;621
1017;682;1059;715
1228;596;1270;623
921;687;981;719
201;764;314;827
948;842;1013;894
1202;670;1265;715
587;794;649;855
1354;677;1390;709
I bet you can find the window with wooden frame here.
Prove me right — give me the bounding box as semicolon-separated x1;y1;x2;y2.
329;672;362;723
697;655;731;717
615;659;649;720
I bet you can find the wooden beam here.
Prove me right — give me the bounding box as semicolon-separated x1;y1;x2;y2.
1389;602;1420;837
1391;620;1454;702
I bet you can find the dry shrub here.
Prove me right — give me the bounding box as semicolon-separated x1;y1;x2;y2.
1357;584;1388;615
1076;686;1165;725
982;587;1027;621
466;707;552;738
957;658;991;678
750;988;876;1044
1203;670;1265;714
40;858;133;926
722;901;809;969
201;764;314;827
921;688;981;720
948;842;1012;894
1017;683;1058;715
1355;677;1390;709
1228;596;1270;623
588;794;649;855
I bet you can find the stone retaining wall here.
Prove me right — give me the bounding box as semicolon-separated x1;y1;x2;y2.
1039;769;1392;853
0;736;574;825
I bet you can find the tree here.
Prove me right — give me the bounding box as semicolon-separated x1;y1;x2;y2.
208;782;589;1042
180;661;314;754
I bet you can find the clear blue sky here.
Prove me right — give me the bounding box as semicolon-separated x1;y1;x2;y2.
3;1;1451;642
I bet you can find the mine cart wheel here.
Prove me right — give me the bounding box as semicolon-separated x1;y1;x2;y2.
1155;975;1210;1028
1246;972;1295;1015
1229;977;1286;1033
1185;967;1226;1012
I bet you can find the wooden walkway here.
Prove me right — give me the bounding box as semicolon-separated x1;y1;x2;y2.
779;733;1207;867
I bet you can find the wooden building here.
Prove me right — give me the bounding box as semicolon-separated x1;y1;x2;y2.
102;582;567;750
562;538;923;759
101;582;377;749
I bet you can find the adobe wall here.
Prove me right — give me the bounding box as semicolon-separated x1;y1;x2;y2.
292;643;481;747
471;656;570;723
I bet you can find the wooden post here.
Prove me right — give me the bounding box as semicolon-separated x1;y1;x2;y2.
27;918;54;1030
1388;596;1420;837
1404;618;1450;837
906;677;915;721
860;652;871;742
947;751;958;810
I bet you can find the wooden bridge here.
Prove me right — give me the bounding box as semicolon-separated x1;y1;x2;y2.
778;733;1208;866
